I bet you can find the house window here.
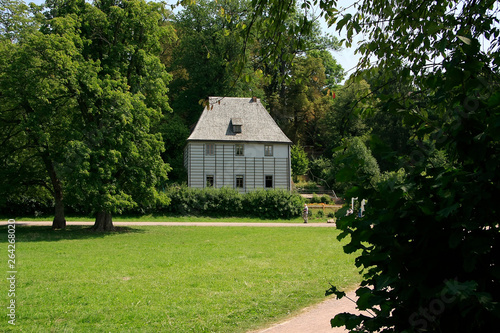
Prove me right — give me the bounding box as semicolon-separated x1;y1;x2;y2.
206;175;214;187
265;175;273;188
235;175;244;189
205;144;215;155
235;144;244;156
233;125;242;133
264;145;273;156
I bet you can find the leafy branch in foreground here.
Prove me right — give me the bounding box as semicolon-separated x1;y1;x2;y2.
330;0;500;332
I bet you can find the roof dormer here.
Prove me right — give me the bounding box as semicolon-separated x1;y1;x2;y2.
231;118;242;134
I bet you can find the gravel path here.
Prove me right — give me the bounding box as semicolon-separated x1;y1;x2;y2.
249;290;364;333
2;221;337;227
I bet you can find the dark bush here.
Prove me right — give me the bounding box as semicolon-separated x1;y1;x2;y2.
310;193;321;203
242;189;304;219
320;195;332;204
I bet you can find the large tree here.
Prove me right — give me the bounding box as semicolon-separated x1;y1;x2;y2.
0;0;78;228
249;0;500;331
1;0;174;231
318;78;374;154
55;0;173;231
168;0;263;125
268;54;328;143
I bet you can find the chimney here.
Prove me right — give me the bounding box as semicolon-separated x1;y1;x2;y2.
252;96;257;103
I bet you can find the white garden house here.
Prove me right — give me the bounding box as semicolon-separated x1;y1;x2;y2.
185;97;292;192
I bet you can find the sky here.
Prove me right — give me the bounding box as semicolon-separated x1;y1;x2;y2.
26;0;361;82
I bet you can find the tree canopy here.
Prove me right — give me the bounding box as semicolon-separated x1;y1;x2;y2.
0;0;175;230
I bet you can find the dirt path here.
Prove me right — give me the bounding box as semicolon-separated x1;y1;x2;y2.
249;290;363;333
1;221;337;227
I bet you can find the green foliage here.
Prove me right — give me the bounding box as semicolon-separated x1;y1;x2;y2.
158;114;190;182
331;136;380;195
248;0;340;92
326;0;500;331
267;53;342;145
320;194;331;204
168;0;263;125
0;0;175;229
162;185;304;219
308;156;335;185
0;0;41;40
318;79;375;153
57;0;173;218
0;2;86;227
0;186;53;217
310;193;321;203
293;181;318;190
290;143;309;179
243;188;304;219
308;49;344;89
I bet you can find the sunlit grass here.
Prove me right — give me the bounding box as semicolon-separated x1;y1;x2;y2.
0;225;359;332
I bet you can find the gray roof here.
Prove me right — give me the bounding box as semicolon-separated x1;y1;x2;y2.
187;97;292;144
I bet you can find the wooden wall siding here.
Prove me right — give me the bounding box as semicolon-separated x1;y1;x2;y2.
184;145;190;186
186;143;291;192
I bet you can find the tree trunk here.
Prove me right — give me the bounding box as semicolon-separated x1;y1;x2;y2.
42;155;66;229
93;211;114;231
52;190;66;229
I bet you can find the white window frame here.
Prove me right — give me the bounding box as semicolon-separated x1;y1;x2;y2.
264;145;273;156
235;144;244;156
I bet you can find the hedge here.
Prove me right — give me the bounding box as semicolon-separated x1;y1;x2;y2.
161;185;304;219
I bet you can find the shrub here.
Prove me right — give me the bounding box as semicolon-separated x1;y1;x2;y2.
294;181;318;190
320;195;332;204
316;210;324;218
242;189;304;219
310;194;321;203
162;186;304;219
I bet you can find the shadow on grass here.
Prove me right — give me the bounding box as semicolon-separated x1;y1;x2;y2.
0;225;146;243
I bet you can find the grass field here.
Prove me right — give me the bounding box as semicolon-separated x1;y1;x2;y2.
1;224;359;332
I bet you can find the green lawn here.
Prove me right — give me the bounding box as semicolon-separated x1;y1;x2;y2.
1;225;360;332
